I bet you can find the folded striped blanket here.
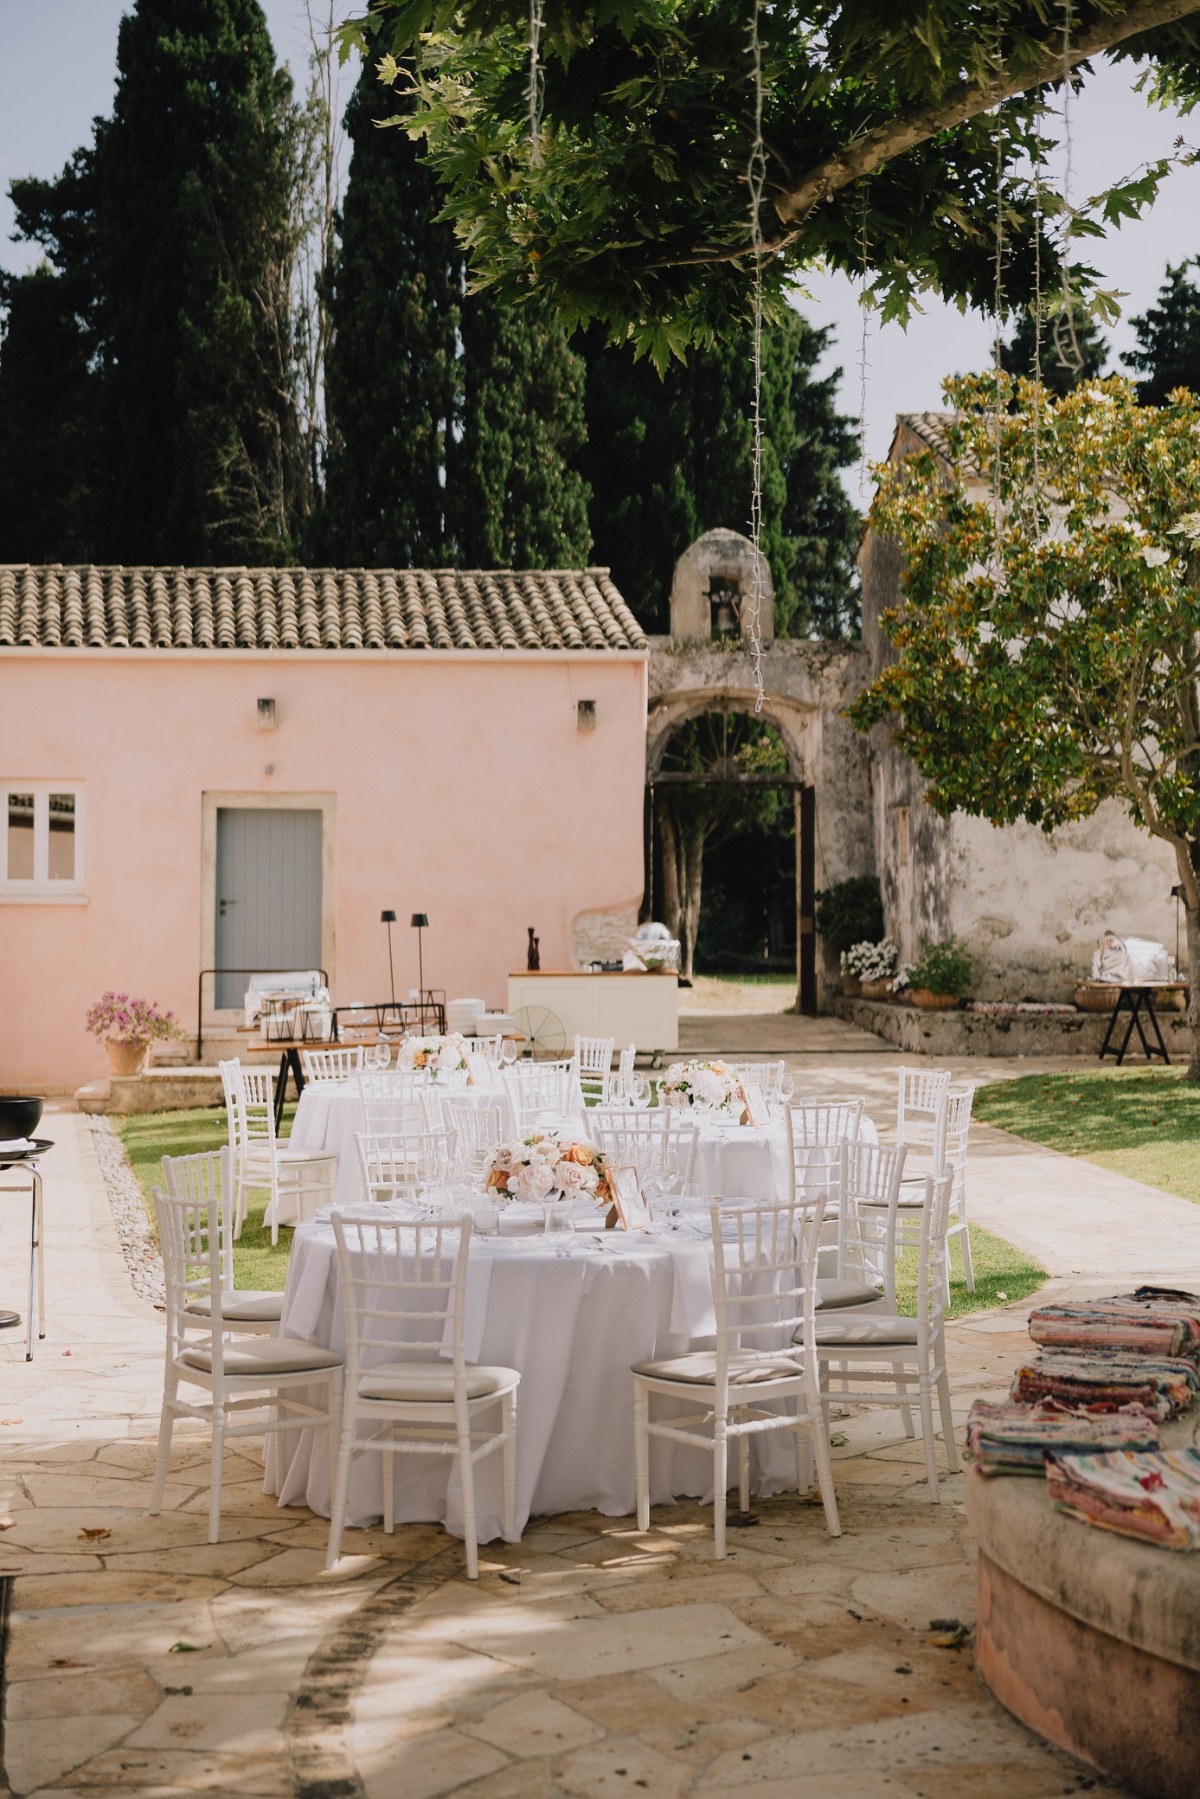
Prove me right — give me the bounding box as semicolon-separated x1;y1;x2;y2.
966;1399;1161;1476
1028;1288;1200;1362
1011;1348;1199;1420
1045;1448;1200;1550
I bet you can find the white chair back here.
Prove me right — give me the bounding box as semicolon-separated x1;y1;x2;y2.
944;1084;974;1176
844;1140;908;1304
153;1177;229;1375
503;1060;576;1132
218;1057;242;1158
602;1043;639;1102
896;1065;952;1176
357;1067;423;1132
572;1035;615;1101
589;1105;697;1187
234;1066;278;1156
910;1173;955;1348
302;1045;364;1083
786;1097;865;1146
355;1130;452;1204
471;1034;502;1064
727;1060;786;1103
332;1212;471;1385
709;1194;826;1387
444;1101;504;1178
161;1148;234;1291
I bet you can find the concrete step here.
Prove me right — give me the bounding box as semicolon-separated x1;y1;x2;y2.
75;1068;225;1115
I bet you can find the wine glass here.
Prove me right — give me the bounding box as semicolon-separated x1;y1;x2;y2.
779;1072;795;1103
501;1039;519;1068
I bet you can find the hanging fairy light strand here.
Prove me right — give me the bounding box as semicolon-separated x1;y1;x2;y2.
528;0;545;165
991;15;1007;575
857;196;872;499
1056;0;1085;375
745;0;767;714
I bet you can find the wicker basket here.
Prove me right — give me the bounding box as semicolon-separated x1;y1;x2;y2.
1073;983;1120;1013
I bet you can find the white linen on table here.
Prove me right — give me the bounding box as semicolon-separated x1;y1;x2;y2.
693;1114;879;1203
267;1215;802;1542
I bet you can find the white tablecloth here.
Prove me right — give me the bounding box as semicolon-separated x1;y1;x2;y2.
693;1115;878;1202
267;1208;802;1542
289;1080;517;1206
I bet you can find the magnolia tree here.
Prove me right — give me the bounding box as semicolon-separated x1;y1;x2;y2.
849;374;1200;1075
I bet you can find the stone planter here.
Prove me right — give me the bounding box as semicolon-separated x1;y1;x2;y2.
910;989;959;1011
840;974;862;997
105;1039;148;1076
859;979;891;1000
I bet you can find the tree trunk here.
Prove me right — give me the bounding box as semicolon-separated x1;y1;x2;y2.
655;798;708;979
657;803;682;947
1186;892;1200;1082
679;817;705;981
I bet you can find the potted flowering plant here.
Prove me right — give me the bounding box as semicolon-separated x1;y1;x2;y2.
659;1059;741;1113
840;939;898;999
485;1131;614;1219
906;936;974;1009
86;993;184;1075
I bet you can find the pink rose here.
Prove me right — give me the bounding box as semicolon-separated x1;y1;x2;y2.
557;1161;588;1193
517;1161;555;1201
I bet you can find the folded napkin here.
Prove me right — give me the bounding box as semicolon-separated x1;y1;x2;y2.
1028;1288;1200;1362
1011;1348;1199;1421
1046;1447;1200;1549
0;1138;35;1155
965;1398;1161;1477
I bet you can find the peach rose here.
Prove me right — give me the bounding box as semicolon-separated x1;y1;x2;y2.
561;1142;594;1166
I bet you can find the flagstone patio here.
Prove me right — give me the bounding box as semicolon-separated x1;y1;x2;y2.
3;1076;1190;1799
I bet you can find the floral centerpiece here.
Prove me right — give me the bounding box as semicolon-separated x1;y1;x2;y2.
659;1059;741;1114
485;1131;614;1209
86;992;185;1075
397;1032;469;1078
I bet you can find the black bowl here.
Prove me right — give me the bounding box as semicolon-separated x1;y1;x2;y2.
0;1097;43;1139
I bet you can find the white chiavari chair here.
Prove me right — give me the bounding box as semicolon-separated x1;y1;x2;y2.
357;1067;424;1135
222;1061;338;1245
162;1148;282;1333
443;1102;504;1180
812;1172;960;1500
571;1035;615;1105
633;1194;840;1558
326;1213;520;1577
726;1060;786;1104
896;1065;952;1186
786;1096;865;1147
587;1105;698;1191
943;1085;976;1293
355;1130;452;1206
470;1034;503;1063
300;1045;365;1084
602;1043;639;1103
502;1060;579;1134
150;1182;343;1543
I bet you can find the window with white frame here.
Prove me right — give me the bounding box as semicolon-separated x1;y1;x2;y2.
2;785;84;896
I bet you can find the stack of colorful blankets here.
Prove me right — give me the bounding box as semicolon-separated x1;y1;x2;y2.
966;1287;1200;1550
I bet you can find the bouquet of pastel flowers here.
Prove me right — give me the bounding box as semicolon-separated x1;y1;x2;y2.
485;1132;614;1207
659;1059;741;1113
398;1032;469;1076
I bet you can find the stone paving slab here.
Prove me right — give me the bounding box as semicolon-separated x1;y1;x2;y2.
0;1104;1164;1797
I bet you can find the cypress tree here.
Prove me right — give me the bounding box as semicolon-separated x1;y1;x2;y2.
314;60;460;566
96;0;301;563
577;312;860;635
1127;262;1200;405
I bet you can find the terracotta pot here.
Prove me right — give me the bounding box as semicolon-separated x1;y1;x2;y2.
1072;983;1119;1014
105;1038;148;1076
910;989;959;1011
840;974;862;997
859;979;892;1001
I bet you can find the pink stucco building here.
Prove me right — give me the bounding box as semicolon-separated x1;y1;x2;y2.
1;565;649;1088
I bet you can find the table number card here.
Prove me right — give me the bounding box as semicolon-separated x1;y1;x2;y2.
740;1082;770;1127
610;1165;652;1231
466;1053;492;1086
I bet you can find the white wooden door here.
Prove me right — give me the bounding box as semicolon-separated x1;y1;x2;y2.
214;809;322;1008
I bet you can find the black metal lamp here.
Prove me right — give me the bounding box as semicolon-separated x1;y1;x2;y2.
411;913;429;1002
381;909;397;1004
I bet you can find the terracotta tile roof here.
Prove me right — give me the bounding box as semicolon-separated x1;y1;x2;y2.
895;412;983;477
0;565;648;652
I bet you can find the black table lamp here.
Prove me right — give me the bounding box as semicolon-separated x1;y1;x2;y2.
381;909;397;1004
411;912;429;1001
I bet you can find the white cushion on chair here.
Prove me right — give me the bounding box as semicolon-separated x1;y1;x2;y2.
811;1314;919;1348
358;1362;519;1403
242;1146;335;1168
180;1337;342;1375
631;1353;805;1385
186;1290;284;1323
815;1279;884;1312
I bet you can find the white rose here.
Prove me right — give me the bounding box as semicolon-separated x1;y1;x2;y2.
557;1161;587;1192
517;1161;555;1200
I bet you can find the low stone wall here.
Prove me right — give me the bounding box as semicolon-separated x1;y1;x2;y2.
833;995;1193;1060
967;1440;1200;1798
76;1068;225;1114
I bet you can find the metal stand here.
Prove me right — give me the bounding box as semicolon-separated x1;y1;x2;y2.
1098;985;1172;1066
0;1148;47;1361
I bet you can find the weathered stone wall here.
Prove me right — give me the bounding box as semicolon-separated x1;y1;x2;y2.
571;903;641;969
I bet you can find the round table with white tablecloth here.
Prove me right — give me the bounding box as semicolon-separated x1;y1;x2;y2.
266;1205;804;1542
287;1079;518;1207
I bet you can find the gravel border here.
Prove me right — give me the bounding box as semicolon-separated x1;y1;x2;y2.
88;1115;166;1309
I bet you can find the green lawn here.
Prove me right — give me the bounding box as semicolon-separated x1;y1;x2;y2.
115;1102;1045;1318
116;1105;296;1290
973;1068;1200;1206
